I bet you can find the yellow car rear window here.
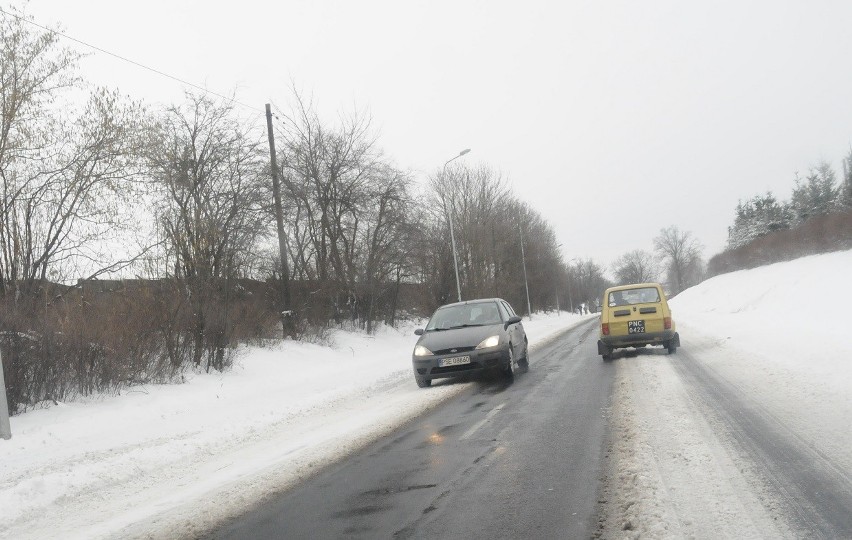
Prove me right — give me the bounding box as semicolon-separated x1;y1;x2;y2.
608;287;660;307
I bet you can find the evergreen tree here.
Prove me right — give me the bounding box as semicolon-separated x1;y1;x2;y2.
839;150;852;209
728;191;791;248
726;192;791;249
789;162;839;223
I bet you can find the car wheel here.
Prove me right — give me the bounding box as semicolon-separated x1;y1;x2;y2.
518;341;530;373
518;341;530;372
415;375;431;388
667;341;677;355
504;346;515;379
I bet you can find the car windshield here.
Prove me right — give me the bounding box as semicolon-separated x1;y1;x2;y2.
608;287;660;307
425;303;502;330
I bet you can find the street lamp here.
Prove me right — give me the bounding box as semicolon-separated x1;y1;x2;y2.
443;149;470;303
555;243;563;316
567;257;579;314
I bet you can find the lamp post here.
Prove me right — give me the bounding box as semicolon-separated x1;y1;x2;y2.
567;257;579;314
443;149;470;303
555;243;563;316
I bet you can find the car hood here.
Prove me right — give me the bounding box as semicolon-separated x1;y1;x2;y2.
416;324;503;352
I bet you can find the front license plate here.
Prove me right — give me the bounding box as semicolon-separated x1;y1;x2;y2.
439;355;471;367
628;320;646;334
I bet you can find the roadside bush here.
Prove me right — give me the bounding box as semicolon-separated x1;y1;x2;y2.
0;277;286;415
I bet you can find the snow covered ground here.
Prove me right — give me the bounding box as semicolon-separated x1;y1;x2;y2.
4;250;850;540
0;311;591;540
601;249;852;539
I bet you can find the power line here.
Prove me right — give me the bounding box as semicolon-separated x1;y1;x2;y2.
0;6;264;115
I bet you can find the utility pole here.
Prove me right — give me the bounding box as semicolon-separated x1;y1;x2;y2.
1;352;11;440
567;268;574;314
443;149;470;302
518;215;532;319
266;104;293;337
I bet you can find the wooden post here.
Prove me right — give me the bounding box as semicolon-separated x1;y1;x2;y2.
265;104;293;337
1;352;11;440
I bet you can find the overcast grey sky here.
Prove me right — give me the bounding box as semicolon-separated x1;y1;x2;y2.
22;0;852;273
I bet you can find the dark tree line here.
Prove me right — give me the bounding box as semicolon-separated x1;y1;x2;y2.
727;156;852;249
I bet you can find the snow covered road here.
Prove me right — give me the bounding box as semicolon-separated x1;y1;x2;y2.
0;313;592;540
212;321;613;539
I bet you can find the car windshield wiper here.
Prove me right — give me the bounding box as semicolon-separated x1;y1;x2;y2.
446;323;486;329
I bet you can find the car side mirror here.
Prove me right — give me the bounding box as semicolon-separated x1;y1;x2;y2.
505;316;522;328
414;328;424;336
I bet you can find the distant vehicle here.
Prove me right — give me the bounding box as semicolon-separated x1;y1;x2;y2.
411;298;528;388
597;282;680;360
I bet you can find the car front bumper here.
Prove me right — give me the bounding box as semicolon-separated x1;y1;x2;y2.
412;345;510;381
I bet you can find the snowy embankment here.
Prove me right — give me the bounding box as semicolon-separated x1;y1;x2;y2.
602;249;852;539
0;311;591;540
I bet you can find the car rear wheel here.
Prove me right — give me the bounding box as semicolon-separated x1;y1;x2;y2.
666;341;677;355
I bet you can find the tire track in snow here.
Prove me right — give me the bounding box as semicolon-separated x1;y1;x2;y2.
673;353;852;538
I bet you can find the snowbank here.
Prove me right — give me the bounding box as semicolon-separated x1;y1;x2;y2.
673;248;852;475
672;249;852;391
0;311;590;540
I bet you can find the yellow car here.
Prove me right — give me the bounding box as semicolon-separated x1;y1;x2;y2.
597;282;680;360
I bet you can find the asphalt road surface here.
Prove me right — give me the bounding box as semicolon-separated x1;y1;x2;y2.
210;319;613;539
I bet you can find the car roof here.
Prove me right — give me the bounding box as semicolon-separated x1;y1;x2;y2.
438;298;504;309
604;283;663;294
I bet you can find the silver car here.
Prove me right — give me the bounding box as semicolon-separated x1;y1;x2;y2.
411;298;528;388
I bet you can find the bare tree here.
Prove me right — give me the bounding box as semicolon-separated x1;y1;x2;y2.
148;92;268;370
267;90;442;330
1;9;145;295
612;249;659;284
424;164;565;314
0;8;159;412
568;258;611;312
653;226;703;294
276;91;392;325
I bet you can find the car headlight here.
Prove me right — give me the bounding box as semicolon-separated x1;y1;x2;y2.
475;335;500;349
414;345;433;356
